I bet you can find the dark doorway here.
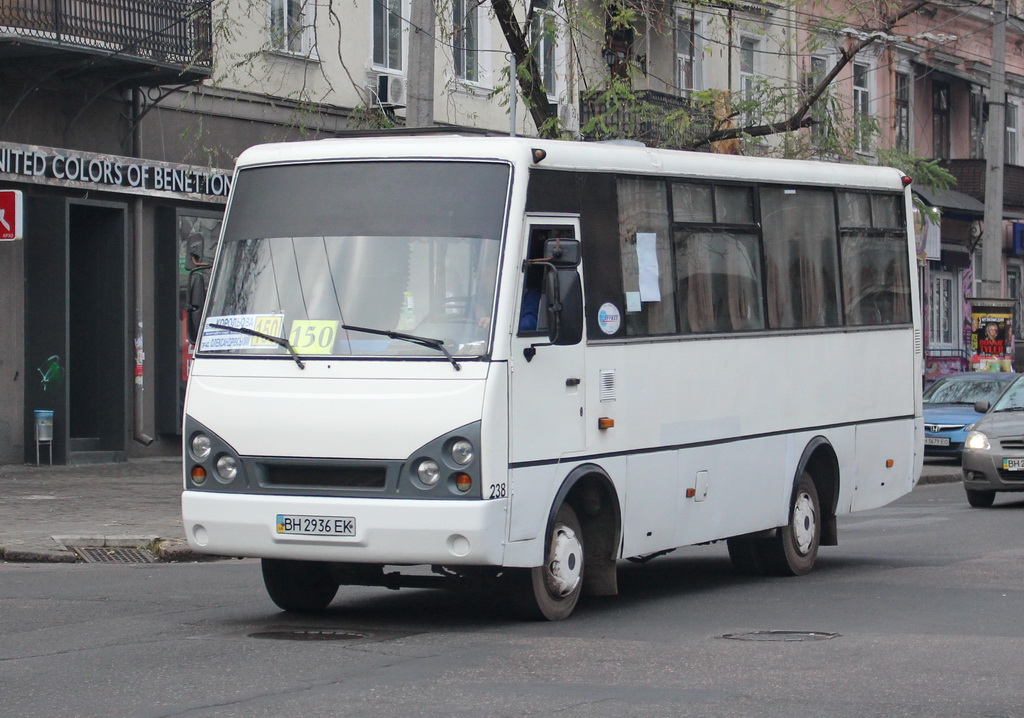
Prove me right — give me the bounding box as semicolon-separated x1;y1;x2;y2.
68;204;126;461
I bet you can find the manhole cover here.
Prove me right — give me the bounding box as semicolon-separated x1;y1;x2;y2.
249;629;370;641
719;630;839;642
71;547;156;564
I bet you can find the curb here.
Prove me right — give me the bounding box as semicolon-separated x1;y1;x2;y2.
1;548;78;563
1;539;222;564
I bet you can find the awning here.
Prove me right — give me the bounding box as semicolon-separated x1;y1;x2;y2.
914;186;984;217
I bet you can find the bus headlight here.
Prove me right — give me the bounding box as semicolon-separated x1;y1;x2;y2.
215;454;239;482
191;433;212;460
416;459;441;487
450;439;474;466
964;430;990;451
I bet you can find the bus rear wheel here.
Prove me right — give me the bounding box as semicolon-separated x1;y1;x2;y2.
727;472;821;577
261;558;339;613
514;503;585;621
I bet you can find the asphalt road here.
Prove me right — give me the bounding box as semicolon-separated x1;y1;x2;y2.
2;481;1022;718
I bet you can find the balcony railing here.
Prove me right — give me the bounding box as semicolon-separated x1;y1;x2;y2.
0;0;212;71
580;89;716;150
941;159;1024;211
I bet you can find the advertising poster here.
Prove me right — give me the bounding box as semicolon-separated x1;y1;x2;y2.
970;299;1015;372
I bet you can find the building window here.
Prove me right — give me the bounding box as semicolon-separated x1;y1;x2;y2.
531;0;558;97
269;0;313;54
933;82;950;159
675;12;701;94
853;62;871;153
739;37;757;102
929;270;956;347
373;0;403;71
804;55;829;150
1007;101;1019;165
895;71;910;152
970;88;986;159
453;0;480;82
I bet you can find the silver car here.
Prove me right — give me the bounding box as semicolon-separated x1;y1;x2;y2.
961;375;1024;507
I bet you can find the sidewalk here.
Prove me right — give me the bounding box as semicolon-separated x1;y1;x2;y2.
0;457;198;563
0;455;964;564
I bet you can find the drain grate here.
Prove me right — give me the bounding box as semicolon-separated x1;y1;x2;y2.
719;630;839;642
71;547;156;564
249;629;369;641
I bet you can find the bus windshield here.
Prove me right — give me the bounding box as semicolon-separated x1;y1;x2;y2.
199;160;510;360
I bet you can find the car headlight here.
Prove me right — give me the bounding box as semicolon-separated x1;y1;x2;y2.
964;430;990;451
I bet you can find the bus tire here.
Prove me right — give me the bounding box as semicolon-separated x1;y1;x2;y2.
761;472;820;576
514;503;585;621
965;488;996;508
726;536;766;576
261;558;339;613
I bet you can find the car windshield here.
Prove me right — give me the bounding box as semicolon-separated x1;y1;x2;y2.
991;378;1024;412
199;160;510;360
923;377;1011;404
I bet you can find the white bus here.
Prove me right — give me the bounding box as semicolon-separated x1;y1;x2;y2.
181;136;922;620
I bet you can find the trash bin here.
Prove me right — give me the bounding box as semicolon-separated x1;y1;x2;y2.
34;410;53;441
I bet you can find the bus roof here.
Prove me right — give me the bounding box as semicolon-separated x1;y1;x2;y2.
234;135;909;192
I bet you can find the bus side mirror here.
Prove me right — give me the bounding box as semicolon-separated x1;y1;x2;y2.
186;268;208;345
975;400;991;414
544;267;583;346
543;237;581;267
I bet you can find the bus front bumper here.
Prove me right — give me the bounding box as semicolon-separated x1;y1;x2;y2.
181;491;507;565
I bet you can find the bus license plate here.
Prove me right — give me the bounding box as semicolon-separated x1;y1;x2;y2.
276;514;356;536
1002;459;1024;471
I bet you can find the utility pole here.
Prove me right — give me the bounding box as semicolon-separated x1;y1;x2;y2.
406;1;435;128
981;0;1007;298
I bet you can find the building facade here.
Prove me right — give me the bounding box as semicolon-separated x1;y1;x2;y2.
3;0;1024;464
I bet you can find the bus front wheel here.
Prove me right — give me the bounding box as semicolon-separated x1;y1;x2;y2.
514;503;585;621
762;472;820;576
261;558;339;613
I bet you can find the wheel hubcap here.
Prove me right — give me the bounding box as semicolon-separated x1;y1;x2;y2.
546;524;583;597
792;491;816;555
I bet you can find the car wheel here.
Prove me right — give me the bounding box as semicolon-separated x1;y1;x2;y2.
965;488;996;508
262;558;338;612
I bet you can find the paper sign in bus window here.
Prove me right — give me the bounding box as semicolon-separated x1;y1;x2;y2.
200;314;284;351
636;232;661;302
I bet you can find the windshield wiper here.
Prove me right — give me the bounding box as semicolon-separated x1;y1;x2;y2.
209;323;306;370
995;406;1024;412
341;324;461;371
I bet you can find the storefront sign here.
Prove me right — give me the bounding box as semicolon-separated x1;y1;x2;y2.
0;141;232;202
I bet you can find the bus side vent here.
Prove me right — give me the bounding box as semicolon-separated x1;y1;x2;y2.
914;328;923;355
599;369;616;402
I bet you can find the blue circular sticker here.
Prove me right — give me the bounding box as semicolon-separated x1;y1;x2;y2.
598;303;621;335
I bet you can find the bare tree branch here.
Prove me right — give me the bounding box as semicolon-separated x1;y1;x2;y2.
693;0;934;147
492;0;559;136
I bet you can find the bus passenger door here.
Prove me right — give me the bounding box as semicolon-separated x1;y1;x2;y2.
509;218;587;464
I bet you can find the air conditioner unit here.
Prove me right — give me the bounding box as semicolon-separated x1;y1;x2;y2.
377;74;406;107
